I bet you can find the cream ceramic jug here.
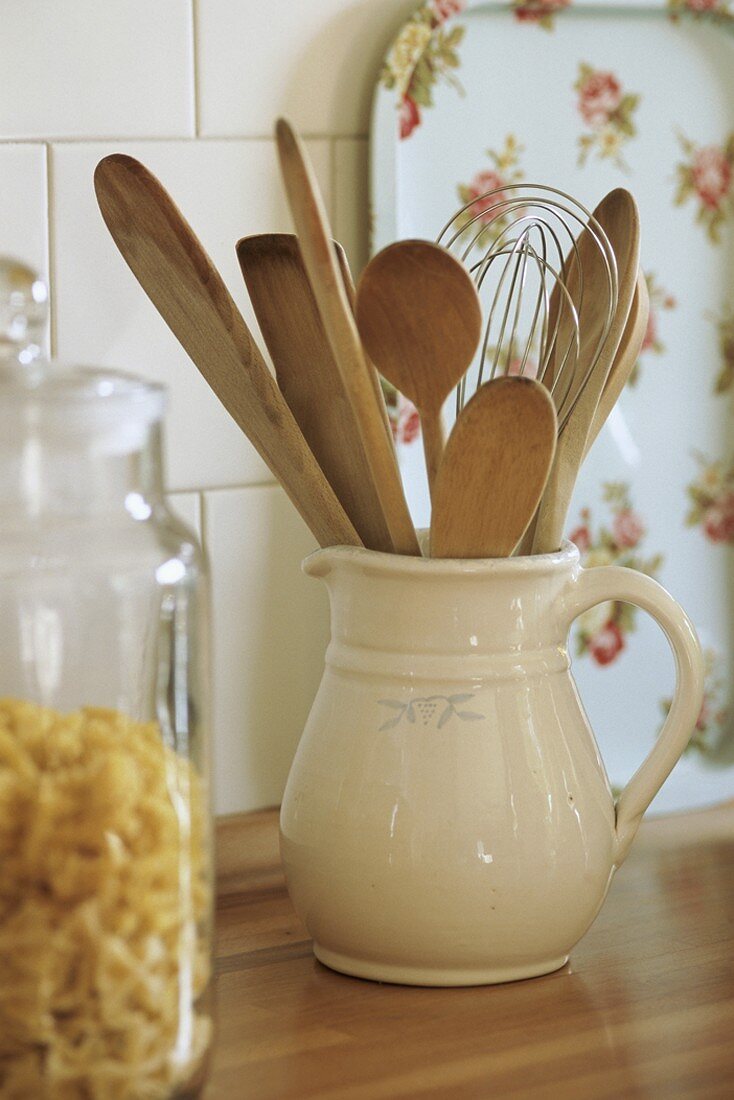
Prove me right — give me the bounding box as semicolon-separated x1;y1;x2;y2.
280;542;703;987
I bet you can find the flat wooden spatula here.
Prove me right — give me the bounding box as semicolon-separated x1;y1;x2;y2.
430;377;557;559
237;233;396;552
94;154;360;550
275;118;420;556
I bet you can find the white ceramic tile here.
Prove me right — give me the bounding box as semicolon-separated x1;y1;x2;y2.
166;491;201;539
50;138;331;492
204;485;329;815
195;0;419;138
0;145;48;275
333;137;370;279
0;1;193;140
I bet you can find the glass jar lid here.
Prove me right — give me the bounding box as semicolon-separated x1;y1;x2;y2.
0;257;165;432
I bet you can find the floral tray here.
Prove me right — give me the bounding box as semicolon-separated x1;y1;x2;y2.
370;0;734;813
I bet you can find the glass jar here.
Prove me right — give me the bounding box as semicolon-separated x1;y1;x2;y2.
0;260;213;1099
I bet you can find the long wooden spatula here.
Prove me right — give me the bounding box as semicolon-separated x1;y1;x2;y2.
237;233;396;551
275;118;420;556
94;154;360;549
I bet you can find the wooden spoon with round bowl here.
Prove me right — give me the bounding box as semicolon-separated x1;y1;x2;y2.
430;376;557;559
355;239;482;499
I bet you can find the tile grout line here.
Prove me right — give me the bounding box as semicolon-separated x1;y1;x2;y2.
198;488;207;552
190;0;201;138
0;133;367;147
44;143;57;359
329;136;338;230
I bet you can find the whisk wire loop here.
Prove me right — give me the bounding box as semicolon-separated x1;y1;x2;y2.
438;184;618;428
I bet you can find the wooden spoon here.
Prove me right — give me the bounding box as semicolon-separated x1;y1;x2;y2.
539;216;614;412
275;118;420;556
355;239;482;497
584;269;649;457
518;270;646;557
532;188;640;554
237;233;396;552
93;154;360;550
430;377;557;559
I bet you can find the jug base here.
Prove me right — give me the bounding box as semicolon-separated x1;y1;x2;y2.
313;944;570;987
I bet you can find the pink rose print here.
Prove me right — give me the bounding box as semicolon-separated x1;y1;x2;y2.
577;69;622;127
629;272;675;387
513;0;571;27
572;485;662;668
399;95;421;140
569;523;591;554
612;508;645;549
641;310;657;355
692;146;732;210
396;399;421;445
385;389;421;446
507;355;539;379
463;168;510;223
674;132;734;244
380;3;466;141
659;647;728;760
455;136;525;245
695;695;712;733
669;0;724;14
686;455;734;543
433;0;466;21
703;492;734;544
574;64;639;169
588;621;625;667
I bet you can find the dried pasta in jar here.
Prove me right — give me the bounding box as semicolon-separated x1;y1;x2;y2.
0;698;212;1099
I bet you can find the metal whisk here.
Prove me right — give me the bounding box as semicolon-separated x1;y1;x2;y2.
437;184;618;429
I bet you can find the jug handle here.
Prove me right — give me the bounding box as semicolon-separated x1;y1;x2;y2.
561;565;704;866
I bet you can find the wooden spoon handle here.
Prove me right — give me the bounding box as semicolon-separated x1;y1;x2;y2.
334;245;395;449
532;190;640;554
275;118;420;556
584;270;649;459
94;154;360;550
420;409;446;500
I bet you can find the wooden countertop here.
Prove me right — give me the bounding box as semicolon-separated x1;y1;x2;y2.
208;804;734;1098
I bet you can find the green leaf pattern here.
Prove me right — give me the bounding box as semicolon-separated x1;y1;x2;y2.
380;1;467;140
378;694;485;731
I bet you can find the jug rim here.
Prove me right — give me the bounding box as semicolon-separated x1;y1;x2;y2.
303;538;580;579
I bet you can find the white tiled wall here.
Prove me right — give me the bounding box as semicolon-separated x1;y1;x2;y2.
2;0;416;814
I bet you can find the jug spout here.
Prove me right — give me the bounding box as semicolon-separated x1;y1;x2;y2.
302;546;336;580
302;540;582;661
